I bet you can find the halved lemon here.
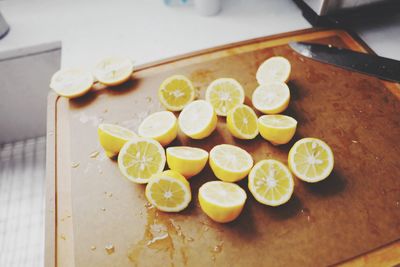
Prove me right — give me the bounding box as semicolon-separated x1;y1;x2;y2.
138;111;178;146
93;56;133;86
248;159;294;206
98;123;138;158
256;56;291;85
198;181;247;223
178;100;217;139
252;82;290;114
205;78;245;116
258;115;297;145
50;68;94;98
288;138;334;183
209;144;253;182
145;170;191;212
118;138;166;184
227;104;259;140
158;75;195;111
166;146;208;178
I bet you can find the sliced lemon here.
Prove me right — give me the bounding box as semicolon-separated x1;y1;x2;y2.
205;78;245;116
138;111;178;147
93;56;133;86
166;146;208;178
252;82;290;114
50;68;94;98
209;144;253;182
248;159;294;206
198;181;247;223
178;100;217;139
258;115;297;145
227;104;259;140
98;123;138;158
256;56;291;84
158;75;195;111
288;138;334;183
118;138;166;184
145;170;191;212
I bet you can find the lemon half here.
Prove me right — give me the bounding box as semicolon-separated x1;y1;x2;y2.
256;56;291;85
252;82;290;114
158;75;195;111
98;123;138;158
93;56;134;86
166;146;208;178
227;104;259;140
50;68;94;98
258;115;297;145
138;111;178;146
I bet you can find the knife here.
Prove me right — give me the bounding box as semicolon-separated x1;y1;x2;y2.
289;42;400;83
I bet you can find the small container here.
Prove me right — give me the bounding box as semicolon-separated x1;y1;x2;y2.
194;0;222;16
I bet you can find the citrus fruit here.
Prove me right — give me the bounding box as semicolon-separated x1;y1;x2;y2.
166;146;208;178
258;115;297;145
248;159;294;206
288;138;334;183
198;181;247;223
205;78;245;116
50;68;94;98
118;138;166;184
209;144;253;182
158;75;195;111
252;82;290;114
145;170;191;212
178;100;217;139
227;104;259;139
138;111;178;146
256;56;291;84
98;123;138;158
93;56;134;86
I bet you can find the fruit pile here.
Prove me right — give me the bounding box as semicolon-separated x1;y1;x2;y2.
96;56;334;223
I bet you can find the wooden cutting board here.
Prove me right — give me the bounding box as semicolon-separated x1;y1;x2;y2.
45;29;400;267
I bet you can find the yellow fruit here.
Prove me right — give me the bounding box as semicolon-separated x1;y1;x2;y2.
248;159;294;206
158;75;195;111
98;123;138;158
256;56;291;84
252;82;290;114
227;104;259;140
118;138;166;184
258;115;297;145
93;56;134;86
209;144;253;182
205;78;245;116
138;111;178;146
178;100;217;139
198;181;247;223
50;68;94;98
288;138;334;183
145;170;191;212
166;146;208;178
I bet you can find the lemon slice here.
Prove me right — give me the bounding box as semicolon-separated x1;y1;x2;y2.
138;111;178;146
256;56;291;84
178;100;217;139
205;78;245;116
166;146;208;178
248;159;294;206
93;56;133;86
118;138;166;184
98;123;138;158
198;181;247;223
252;82;290;114
258;115;297;145
209;144;253;182
50;68;94;98
158;75;195;111
227;104;259;140
288;138;334;183
145;170;191;212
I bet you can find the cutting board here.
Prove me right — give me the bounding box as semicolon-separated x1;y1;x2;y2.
45;29;400;267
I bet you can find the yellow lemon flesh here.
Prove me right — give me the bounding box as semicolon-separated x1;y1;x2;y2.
227;104;259;140
145;170;191;212
248;159;294;206
209;144;253;182
158;75;195;111
258;115;297;145
93;56;133;86
138;111;178;146
198;181;247;223
98;123;138;158
252;82;290;114
256;56;291;84
205;78;245;116
166;146;208;178
288;138;334;183
50;68;94;98
118;138;166;184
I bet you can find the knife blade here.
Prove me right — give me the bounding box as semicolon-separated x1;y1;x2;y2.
289;42;400;83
